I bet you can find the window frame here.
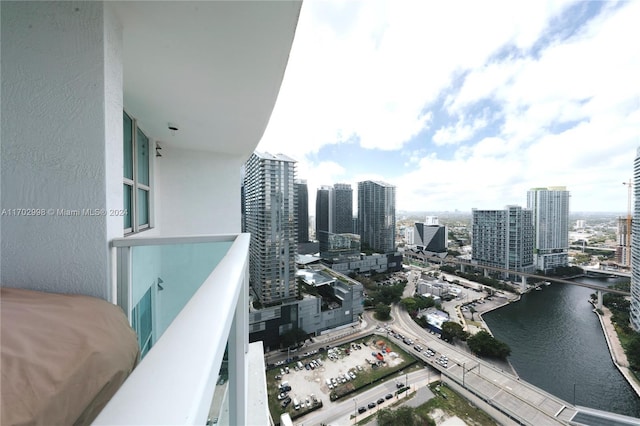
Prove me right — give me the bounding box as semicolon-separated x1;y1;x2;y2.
124;110;153;235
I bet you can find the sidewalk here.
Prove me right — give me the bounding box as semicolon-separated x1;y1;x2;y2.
596;307;640;397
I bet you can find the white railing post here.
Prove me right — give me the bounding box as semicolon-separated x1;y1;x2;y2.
228;251;249;426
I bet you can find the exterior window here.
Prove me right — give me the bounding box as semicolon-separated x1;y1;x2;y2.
123;111;151;233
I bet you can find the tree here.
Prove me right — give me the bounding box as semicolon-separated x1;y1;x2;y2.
374;303;391;320
415;295;435;310
626;335;640;371
280;327;308;348
441;321;469;342
467;330;511;359
400;297;417;313
469;306;476;321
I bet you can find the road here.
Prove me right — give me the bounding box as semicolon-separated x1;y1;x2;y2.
299;368;435;426
385;303;578;425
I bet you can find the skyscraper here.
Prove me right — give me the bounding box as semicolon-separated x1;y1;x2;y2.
333;183;353;234
630;148;640;331
315;185;332;252
616;216;632;268
243;152;297;305
527;187;570;273
295;179;309;244
472;206;534;274
358;180;396;253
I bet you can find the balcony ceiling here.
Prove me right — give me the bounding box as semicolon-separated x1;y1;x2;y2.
112;1;301;156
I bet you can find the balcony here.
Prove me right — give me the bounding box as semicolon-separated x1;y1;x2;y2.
94;233;265;425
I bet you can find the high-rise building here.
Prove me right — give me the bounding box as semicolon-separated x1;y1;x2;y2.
527;187;570;273
315;185;333;252
358;180;396;253
472;206;534;275
617;216;632;268
295;180;309;244
333;183;353;234
244;152;298;305
630;148;640;331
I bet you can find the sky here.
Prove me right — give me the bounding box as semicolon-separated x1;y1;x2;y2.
258;0;640;213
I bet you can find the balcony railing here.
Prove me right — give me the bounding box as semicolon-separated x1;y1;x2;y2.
94;234;250;425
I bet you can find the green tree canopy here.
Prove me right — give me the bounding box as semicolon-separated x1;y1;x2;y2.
400;297;417;312
374;303;391;321
467;330;511;359
441;321;469;342
626;335;640;371
280;327;308;348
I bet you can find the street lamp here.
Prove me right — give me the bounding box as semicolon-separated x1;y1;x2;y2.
462;362;466;387
405;372;408;393
353;398;357;423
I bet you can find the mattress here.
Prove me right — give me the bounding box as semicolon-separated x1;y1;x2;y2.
1;287;139;426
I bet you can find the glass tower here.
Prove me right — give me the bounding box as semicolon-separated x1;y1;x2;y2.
243;152;297;305
631;148;640;331
357;180;396;254
527;186;570;273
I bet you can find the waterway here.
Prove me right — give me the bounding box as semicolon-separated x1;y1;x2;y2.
483;276;640;418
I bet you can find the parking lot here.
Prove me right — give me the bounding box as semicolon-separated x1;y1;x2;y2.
267;335;414;420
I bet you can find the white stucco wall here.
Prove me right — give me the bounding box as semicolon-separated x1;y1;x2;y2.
150;147;244;236
1;2;123;300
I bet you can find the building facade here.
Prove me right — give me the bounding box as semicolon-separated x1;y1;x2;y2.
631;148;640;331
472;206;535;275
527;187;570;273
616;216;632;268
333;183;353;234
295;179;309;244
315;185;332;252
243;152;298;305
249;268;364;350
413;223;447;254
357;180;396;254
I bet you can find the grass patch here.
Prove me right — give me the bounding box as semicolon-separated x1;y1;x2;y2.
413;382;497;426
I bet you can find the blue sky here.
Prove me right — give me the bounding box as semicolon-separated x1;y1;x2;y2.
258;0;639;213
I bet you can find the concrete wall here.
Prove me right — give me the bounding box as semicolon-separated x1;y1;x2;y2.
151;147;244;236
1;2;123;300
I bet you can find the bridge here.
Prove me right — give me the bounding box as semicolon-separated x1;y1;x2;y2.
385;304;640;426
580;266;631;279
569;244;617;252
417;257;630;310
388;305;577;425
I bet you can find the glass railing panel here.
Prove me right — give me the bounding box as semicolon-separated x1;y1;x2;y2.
129;241;233;356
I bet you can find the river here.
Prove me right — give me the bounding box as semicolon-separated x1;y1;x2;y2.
483;276;640;418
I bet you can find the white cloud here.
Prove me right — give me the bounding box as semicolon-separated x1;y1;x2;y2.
260;0;570;155
259;0;639;212
432;117;488;146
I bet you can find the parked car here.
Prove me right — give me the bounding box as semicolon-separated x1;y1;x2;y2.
385;393;393;400
368;402;376;409
358;407;367;414
377;398;385;405
281;397;291;408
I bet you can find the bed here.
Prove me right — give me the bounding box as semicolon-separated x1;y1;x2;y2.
1;287;139;426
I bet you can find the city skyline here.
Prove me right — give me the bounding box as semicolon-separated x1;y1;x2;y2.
258;1;639;213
